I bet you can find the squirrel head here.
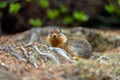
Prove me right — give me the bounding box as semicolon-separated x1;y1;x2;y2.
47;29;67;47
48;29;62;39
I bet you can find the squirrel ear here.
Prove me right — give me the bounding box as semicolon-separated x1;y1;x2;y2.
58;28;62;33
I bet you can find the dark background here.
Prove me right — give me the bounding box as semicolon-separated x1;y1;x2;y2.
0;0;120;34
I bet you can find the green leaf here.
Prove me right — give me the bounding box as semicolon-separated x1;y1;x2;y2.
47;9;59;20
118;0;120;5
59;5;68;13
38;0;49;8
9;3;21;14
105;4;115;14
62;16;73;24
73;11;89;22
0;2;7;9
29;18;43;27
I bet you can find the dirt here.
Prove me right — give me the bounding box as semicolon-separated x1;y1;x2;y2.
0;27;120;80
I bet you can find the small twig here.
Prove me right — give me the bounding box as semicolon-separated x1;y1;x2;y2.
0;45;6;50
48;47;76;63
7;45;24;61
39;36;44;44
28;33;36;44
33;45;60;64
21;47;38;68
21;47;29;57
16;43;47;49
16;43;33;49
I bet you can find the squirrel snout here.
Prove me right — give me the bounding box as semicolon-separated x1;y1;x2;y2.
52;34;57;39
53;35;56;38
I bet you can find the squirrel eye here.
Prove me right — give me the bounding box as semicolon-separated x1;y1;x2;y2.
58;29;62;33
49;32;52;35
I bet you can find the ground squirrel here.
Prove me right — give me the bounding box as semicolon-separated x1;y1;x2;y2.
47;29;92;59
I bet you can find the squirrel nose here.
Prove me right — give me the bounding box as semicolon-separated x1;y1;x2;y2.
53;35;56;38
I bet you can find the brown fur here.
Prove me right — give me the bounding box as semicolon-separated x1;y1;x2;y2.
47;29;92;59
47;29;67;48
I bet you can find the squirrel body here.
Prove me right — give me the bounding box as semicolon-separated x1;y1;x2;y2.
47;29;92;59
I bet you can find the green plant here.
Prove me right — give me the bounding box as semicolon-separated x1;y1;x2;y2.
9;3;21;14
62;16;73;25
105;4;115;14
118;0;120;5
59;5;68;13
29;18;43;27
47;9;59;20
73;11;89;22
0;1;7;9
37;0;49;8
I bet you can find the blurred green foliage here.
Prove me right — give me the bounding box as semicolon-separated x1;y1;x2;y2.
59;5;68;13
29;18;43;27
62;16;73;25
47;9;59;20
9;3;21;14
0;1;7;9
37;0;49;8
105;4;116;14
104;1;120;15
1;0;120;28
73;11;89;22
118;0;120;5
